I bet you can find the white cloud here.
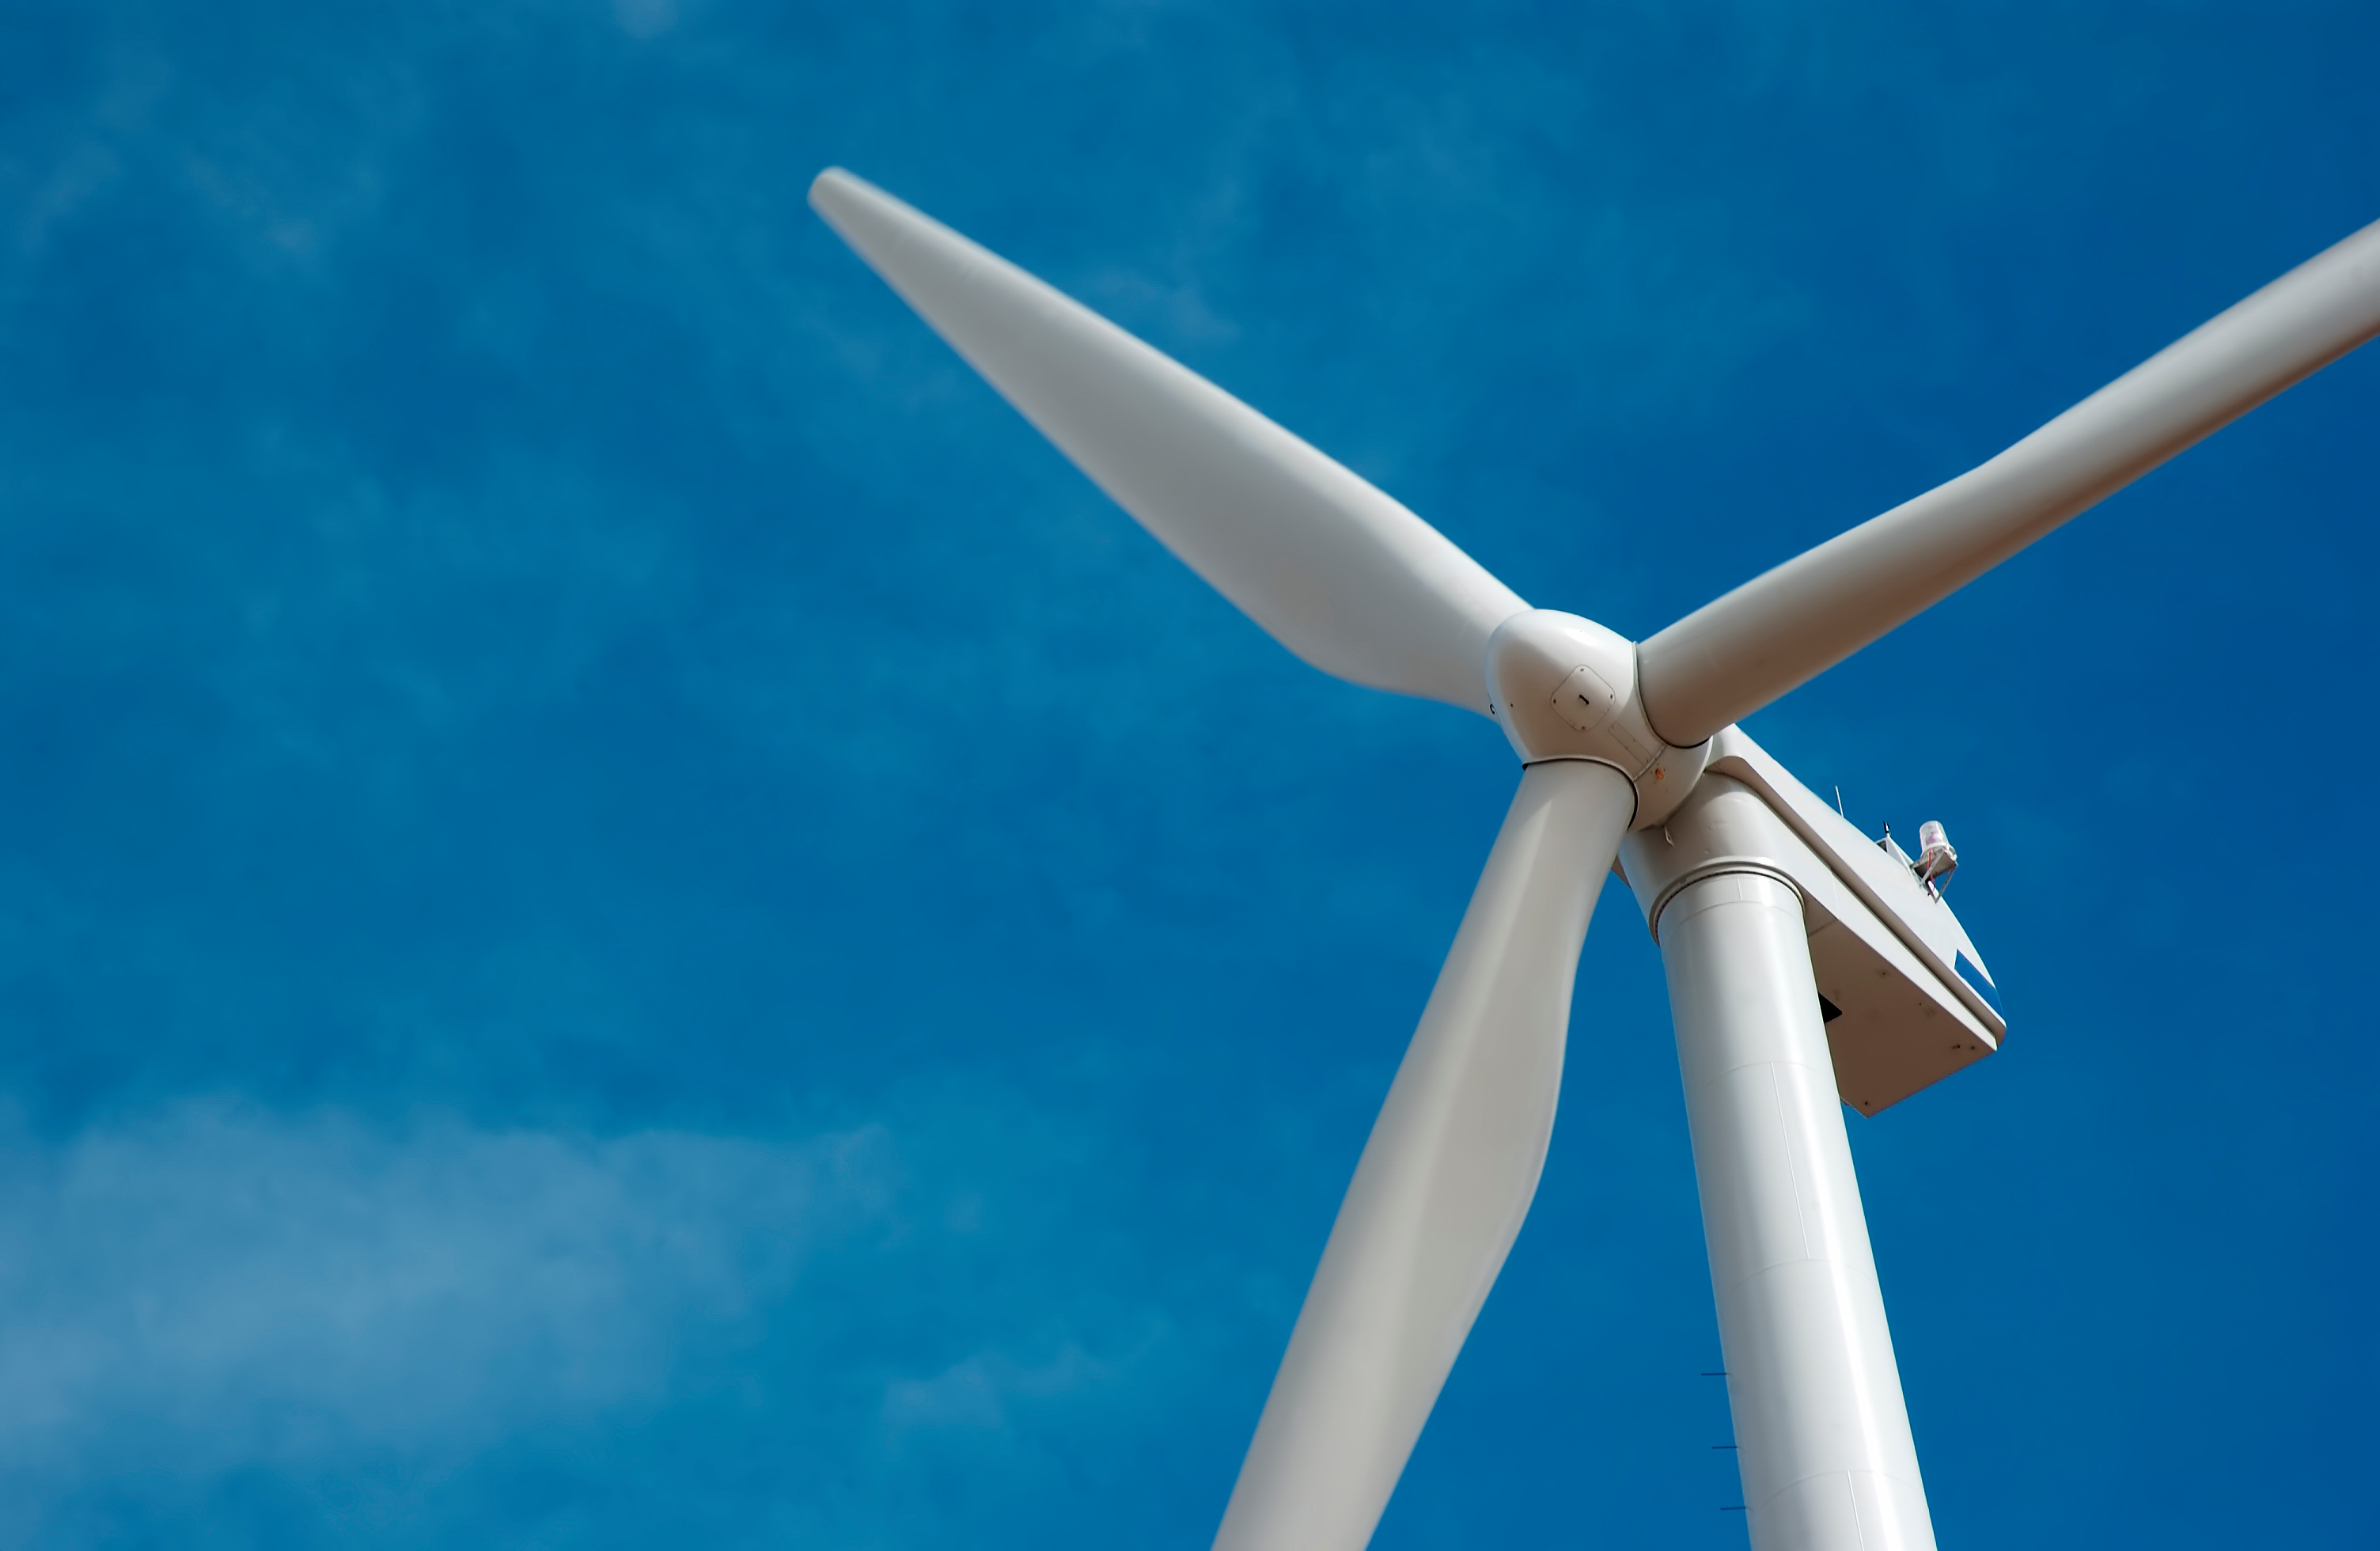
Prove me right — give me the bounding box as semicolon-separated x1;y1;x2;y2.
614;0;679;40
881;1340;1108;1435
0;1102;889;1469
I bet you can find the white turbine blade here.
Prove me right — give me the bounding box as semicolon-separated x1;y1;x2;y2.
1637;215;2380;747
1213;759;1635;1551
810;169;1526;715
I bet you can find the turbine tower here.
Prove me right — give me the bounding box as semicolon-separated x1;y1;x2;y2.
811;168;2380;1550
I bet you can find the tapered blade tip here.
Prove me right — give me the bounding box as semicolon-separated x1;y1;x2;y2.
809;166;865;214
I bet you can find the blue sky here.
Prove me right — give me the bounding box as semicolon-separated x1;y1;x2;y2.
2;2;2375;1546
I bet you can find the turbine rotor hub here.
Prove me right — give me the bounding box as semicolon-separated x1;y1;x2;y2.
1485;609;1710;829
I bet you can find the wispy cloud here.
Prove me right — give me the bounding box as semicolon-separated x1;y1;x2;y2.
0;1104;877;1467
0;1097;1216;1543
614;0;680;41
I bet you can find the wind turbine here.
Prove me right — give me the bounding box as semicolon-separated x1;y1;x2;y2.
809;167;2380;1551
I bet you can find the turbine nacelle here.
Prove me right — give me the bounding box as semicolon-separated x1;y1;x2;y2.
1484;608;1709;828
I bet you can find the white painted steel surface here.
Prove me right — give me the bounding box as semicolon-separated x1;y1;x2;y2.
1658;858;1935;1550
1213;760;1634;1551
1697;732;2003;1045
1618;768;1999;1115
808;169;1527;715
1639;214;2380;746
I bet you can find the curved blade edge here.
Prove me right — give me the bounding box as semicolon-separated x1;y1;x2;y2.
1639;214;2380;745
809;169;1527;715
1211;759;1636;1551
